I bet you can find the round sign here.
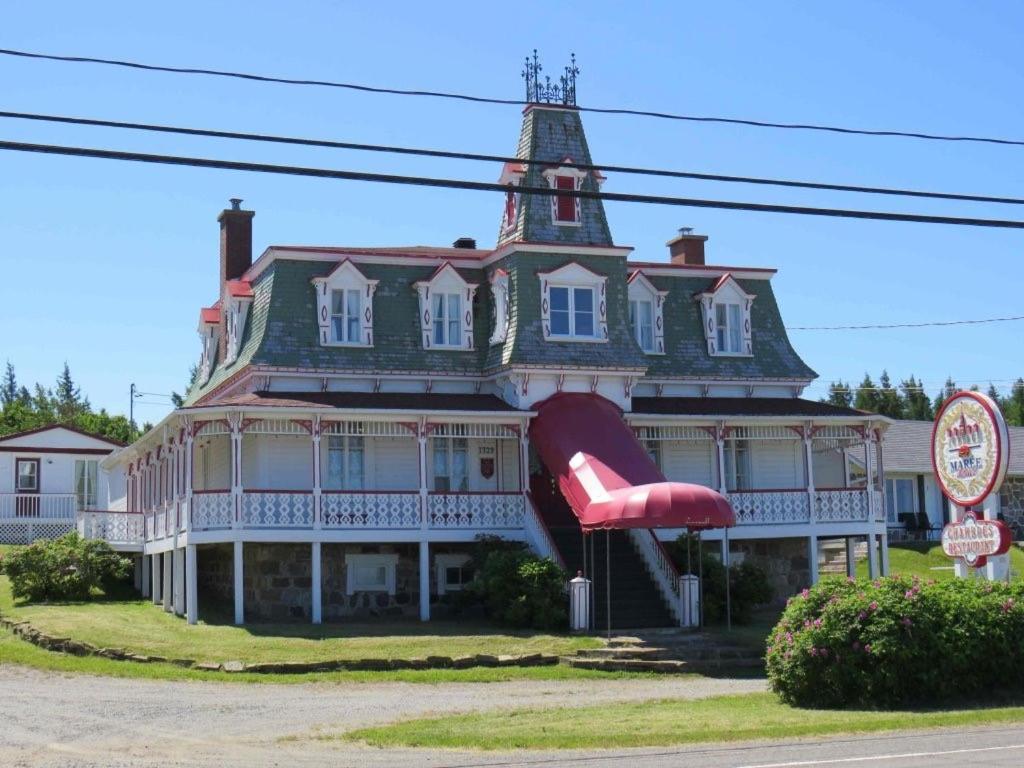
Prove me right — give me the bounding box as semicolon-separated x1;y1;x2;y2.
931;391;1009;507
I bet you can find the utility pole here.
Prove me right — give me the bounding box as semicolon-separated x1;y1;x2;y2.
130;382;137;438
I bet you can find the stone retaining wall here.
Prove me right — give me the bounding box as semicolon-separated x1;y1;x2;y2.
1000;477;1024;540
730;537;811;604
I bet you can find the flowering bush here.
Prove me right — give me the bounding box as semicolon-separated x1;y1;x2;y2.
0;533;131;603
766;575;1024;708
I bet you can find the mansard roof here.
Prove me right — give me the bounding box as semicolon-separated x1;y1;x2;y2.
193;390;520;413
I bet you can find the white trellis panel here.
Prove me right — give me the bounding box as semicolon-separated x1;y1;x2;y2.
727;490;810;524
427;493;525;528
241;492;314;528
321;492;420;528
814;490;870;522
191;492;233;530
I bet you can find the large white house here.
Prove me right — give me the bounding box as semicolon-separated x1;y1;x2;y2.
0;425;125;544
84;69;890;628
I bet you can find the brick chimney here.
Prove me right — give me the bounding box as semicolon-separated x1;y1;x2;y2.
219;198;255;286
667;227;707;266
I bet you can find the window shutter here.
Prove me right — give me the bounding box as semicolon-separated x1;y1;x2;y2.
555;176;576;222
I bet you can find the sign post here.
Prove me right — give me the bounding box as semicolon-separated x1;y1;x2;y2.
933;391;1011;580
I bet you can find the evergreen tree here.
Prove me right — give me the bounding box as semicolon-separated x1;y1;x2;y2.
54;362;89;421
933;377;957;415
1;362;17;406
986;383;1002;406
901;375;933;421
170;364;200;408
853;373;881;414
1005;378;1024;427
875;370;904;419
823;381;853;408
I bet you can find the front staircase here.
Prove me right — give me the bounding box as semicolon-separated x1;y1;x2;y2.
564;630;765;674
533;473;676;630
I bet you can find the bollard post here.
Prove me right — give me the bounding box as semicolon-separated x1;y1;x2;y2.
569;571;592;631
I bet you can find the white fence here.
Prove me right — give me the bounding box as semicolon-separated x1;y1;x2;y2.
322;492;420;529
0;493;77;519
77;512;145;549
427;493;525;529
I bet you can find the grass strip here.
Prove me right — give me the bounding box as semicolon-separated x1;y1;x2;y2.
344;692;1024;750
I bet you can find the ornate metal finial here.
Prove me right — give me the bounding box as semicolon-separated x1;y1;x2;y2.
521;51;579;106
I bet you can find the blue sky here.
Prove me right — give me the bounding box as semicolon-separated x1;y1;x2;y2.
1;1;1022;422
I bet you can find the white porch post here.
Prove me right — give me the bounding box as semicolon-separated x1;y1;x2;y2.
183;417;194;533
845;537;857;578
228;412;243;529
152;553;162;604
419;540;430;622
879;531;890;576
173;548;185;616
312;416;322;530
867;534;880;579
804;423;819;585
311;541;322;624
233;541;245;624
417;420;429;529
185;544;198;625
162;550;173;612
519;430;530;492
715;422;728;494
141;553;151;598
133;556;142;591
808;535;819;585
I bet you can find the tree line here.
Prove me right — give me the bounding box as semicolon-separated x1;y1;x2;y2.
0;362;149;443
823;371;1024;425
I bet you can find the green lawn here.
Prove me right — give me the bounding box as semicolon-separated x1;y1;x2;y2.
856;542;1024;580
345;692;1024;750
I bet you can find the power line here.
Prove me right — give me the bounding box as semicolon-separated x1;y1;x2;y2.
3;47;1023;148
790;317;1024;331
5;138;1024;229
4;110;1024;207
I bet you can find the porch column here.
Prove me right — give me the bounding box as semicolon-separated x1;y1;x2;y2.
311;542;322;624
228;412;243;528
183;416;194;533
162;551;173;612
173;547;185;616
845;537;856;578
807;535;819;585
185;544;198;625
804;423;819;584
417;420;429;529
233;541;245;624
141;552;151;598
133;556;142;591
715;422;728;494
518;430;530;492
879;531;890;576
419;540;430;621
867;534;880;579
312;416;322;529
152;553;162;604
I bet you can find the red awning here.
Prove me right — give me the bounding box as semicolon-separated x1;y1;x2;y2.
528;392;735;531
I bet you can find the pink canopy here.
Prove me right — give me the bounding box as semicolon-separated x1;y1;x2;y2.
528;392;735;531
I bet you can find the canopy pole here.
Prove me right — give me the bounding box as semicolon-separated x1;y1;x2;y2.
724;527;732;632
605;529;612;641
697;531;704;629
590;533;596;630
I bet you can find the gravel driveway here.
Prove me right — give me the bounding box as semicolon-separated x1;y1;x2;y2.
0;665;765;767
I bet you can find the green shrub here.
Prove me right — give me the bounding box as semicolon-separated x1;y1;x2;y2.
0;532;132;603
766;575;1024;708
665;534;773;624
466;537;568;630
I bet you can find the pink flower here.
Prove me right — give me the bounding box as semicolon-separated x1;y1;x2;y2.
869;601;879;611
864;644;872;653
1002;599;1015;613
813;618;823;628
785;632;793;643
801;589;810;599
905;590;915;600
858;611;867;621
901;616;913;627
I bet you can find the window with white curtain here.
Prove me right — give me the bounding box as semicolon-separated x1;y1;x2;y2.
715;302;743;354
724;440;751;491
432;292;462;347
325;435;364;490
630;299;654;352
433;437;468;491
330;288;361;344
75;459;98;509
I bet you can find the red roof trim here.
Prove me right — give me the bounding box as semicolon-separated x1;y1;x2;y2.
226;280;254;298
200;306;221;324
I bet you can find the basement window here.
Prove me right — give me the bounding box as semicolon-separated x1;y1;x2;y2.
345;553;398;595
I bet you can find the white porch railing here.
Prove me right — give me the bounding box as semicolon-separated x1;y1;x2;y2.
322;492;420;529
77;511;145;548
191;492;233;530
0;493;77;519
814;489;870;522
727;490;811;524
241;491;314;528
428;493;526;529
523;494;564;568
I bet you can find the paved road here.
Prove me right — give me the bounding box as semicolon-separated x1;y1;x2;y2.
1;665;1019;767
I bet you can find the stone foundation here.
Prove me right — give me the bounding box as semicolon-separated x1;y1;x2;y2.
244;543;312;621
1001;477;1024;539
730;537;811;604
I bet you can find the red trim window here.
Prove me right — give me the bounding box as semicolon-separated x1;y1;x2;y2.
554;176;578;223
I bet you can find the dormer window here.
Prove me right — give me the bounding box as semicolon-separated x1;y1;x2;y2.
312;260;378;348
499;162;525;234
542;162;587;227
627;270;667;354
538;262;608;342
432;292;462;347
415;263;478;351
196;305;221;385
696;274;755;357
331;289;361;344
489;269;510;345
223;280;254;366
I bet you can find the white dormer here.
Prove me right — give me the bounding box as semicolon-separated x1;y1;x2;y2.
538;262;607;342
542;158;588;227
627;270;667;355
415;263;478;351
197;305;221;385
695;274;756;357
489;269;510;346
223;280;254;365
312;260;379;347
499;162;525;234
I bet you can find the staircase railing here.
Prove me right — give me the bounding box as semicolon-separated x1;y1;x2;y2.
524;493;566;570
626;529;684;626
